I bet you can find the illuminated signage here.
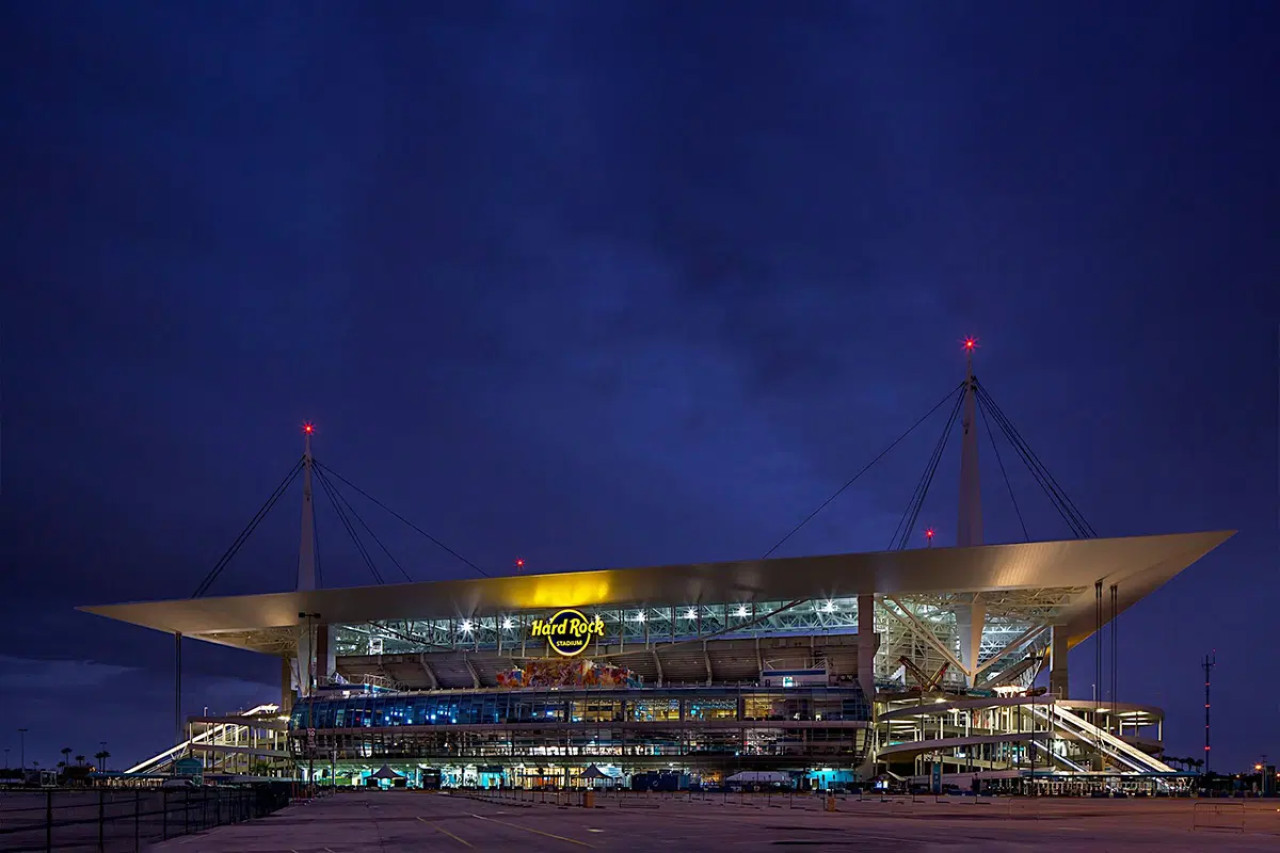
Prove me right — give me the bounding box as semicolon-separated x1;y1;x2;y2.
529;609;605;657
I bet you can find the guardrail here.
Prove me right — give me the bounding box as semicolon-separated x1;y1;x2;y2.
452;787;907;810
0;785;291;852
1192;800;1246;833
449;786;1059;817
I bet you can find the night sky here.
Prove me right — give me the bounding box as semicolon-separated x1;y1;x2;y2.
2;2;1277;773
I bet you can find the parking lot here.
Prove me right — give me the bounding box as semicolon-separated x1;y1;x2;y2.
151;789;1280;852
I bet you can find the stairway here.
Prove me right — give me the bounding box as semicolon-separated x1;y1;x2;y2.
1029;703;1175;775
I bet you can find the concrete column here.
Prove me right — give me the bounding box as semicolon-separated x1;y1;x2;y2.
1049;626;1069;698
857;594;876;702
316;624;330;687
281;656;295;715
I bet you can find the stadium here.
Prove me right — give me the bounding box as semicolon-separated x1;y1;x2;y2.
81;353;1232;793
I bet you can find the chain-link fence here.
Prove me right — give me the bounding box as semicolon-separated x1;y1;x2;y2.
0;784;291;852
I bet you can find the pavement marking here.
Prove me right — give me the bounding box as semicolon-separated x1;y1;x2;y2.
419;816;475;848
469;812;596;847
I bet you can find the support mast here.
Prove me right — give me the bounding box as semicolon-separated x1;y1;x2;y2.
957;338;983;547
955;338;985;687
298;424;316;591
295;424;317;699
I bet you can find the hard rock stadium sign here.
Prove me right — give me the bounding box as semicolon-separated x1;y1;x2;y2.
529;609;606;657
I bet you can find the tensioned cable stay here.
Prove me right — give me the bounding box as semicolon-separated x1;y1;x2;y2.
977;393;1030;541
978;384;1094;537
314;461;490;578
707;382;966;660
889;388;964;550
594;382;959;657
762;380;966;559
974;385;1070;532
314;465;385;584
315;467;415;583
192;457;304;597
974;382;1096;538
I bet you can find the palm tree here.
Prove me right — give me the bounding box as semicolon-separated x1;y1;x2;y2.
75;755;85;766
60;747;72;767
94;750;110;771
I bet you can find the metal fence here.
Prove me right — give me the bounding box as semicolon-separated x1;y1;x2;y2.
0;785;290;852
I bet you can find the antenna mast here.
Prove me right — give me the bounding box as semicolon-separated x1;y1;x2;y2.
1202;651;1216;777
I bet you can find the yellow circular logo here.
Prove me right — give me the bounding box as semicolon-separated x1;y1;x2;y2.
528;609;605;657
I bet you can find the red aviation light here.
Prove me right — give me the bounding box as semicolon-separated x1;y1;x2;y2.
303;423;314;434
925;528;935;539
515;558;525;570
963;337;977;351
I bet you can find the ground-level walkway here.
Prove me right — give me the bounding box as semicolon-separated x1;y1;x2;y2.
152;790;1280;851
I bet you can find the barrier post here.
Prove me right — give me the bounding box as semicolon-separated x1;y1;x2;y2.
99;789;106;851
162;789;168;840
45;789;53;853
134;789;141;852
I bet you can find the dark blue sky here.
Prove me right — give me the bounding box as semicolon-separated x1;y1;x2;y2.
2;1;1277;771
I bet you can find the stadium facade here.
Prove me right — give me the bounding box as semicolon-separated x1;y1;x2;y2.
82;358;1232;792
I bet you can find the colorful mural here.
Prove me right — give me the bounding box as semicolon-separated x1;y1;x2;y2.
496;658;642;689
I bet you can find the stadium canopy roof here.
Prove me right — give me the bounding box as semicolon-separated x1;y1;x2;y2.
79;530;1232;655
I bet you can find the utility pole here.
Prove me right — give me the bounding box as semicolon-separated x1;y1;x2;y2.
175;631;183;750
1202;652;1216;778
18;729;26;772
1110;584;1118;736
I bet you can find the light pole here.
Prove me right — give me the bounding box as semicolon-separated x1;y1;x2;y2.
18;729;27;772
100;741;107;772
300;611;321;794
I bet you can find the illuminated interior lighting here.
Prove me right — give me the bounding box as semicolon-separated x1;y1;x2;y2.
635;612;646;622
460;620;473;633
735;606;748;618
502;618;513;630
685;609;697;619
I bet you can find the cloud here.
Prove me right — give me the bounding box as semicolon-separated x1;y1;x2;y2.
0;655;135;691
